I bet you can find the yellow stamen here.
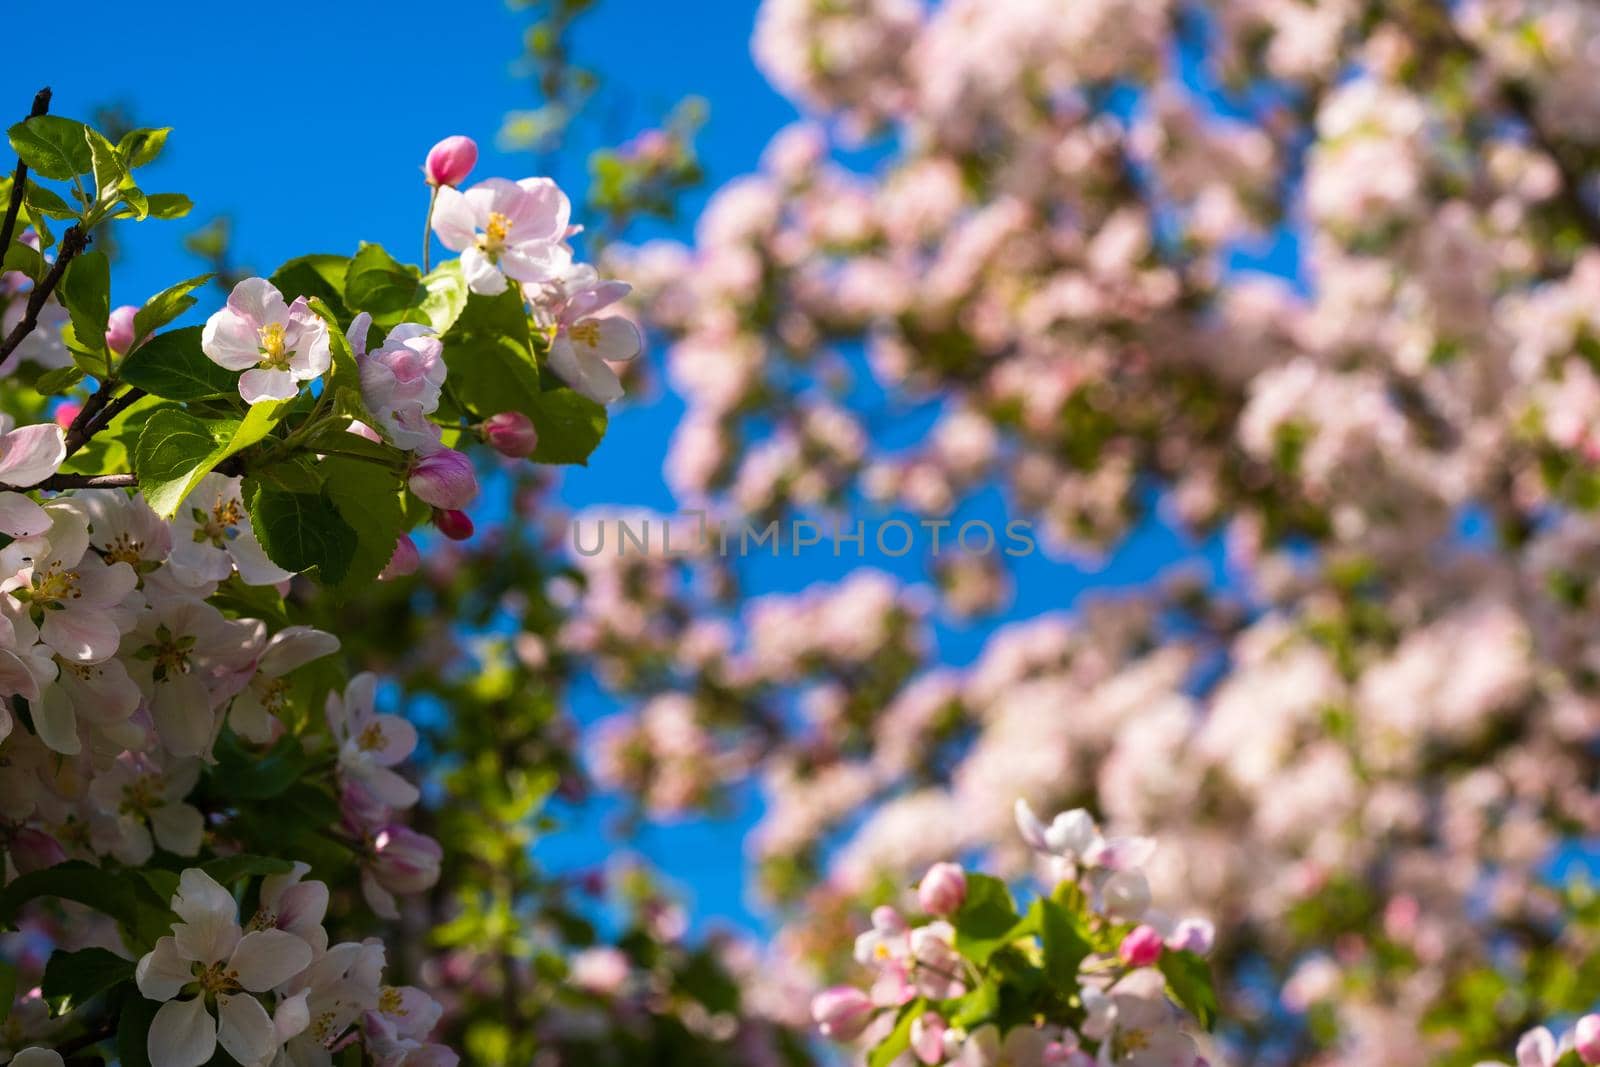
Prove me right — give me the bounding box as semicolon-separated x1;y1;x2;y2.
258;322;290;370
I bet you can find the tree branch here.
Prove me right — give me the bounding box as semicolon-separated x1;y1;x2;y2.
62;382;144;458
0;222;89;365
0;88;51;272
35;472;136;490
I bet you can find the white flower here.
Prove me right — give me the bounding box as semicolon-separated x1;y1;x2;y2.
86;753;203;865
201;278;332;405
431;177;572;295
168;474;293;588
229;625;341;744
326;673;419;810
125;594;257;759
0;416;65;538
1080;969;1198;1067
542;268;642;404
135;869;315;1067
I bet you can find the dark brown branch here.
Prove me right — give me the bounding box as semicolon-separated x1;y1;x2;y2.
34;472;136;490
62;382;144;458
0;88;51;275
0;222;88;365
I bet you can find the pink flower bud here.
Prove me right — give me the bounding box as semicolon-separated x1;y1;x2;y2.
1577;1015;1600;1065
409;448;477;510
9;828;66;874
811;986;874;1042
910;1012;947;1065
871;905;907;934
53;402;81;429
482;411;539;458
106;304;138;355
917;861;967;917
371;826;443;894
424;135;478;188
379;534;420;581
434;508;474;541
1165;917;1215;956
1118;924;1165;967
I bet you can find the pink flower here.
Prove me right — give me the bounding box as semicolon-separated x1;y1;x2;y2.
362;826;442;920
482;411;539;457
1576;1015;1600;1065
1118;925;1165;968
811;986;873;1041
349;314;446;452
408;448;477;510
200;278;331;404
380;535;420;581
106;304;138;355
431;177;571;295
910;1011;947;1064
917;861;967;917
0;417;65;537
543;268;642;404
424;135;478;188
434;508;474;541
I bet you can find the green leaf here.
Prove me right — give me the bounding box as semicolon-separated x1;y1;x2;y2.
305;296;378;431
952;874;1023;965
142;192;192;219
116;127;170;168
418;260;469;333
869;1001;921;1067
528;387;607;465
1159;950;1218;1031
117;985;160;1067
118;325;239;400
22;182;75;220
210;730;317;801
244;479;358;583
34;366;84;395
2;238;44;283
132;403;283;520
442;289;542;418
131;274;214;344
0;861;171;948
59;250;111;365
1035;898;1091;989
344;242;422;320
85;127;132;210
320;456;406;591
133;407;220;518
8;116;93;180
271;254;350;318
41;947;134;1014
201;854;294;885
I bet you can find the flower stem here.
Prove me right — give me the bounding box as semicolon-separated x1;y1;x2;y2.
422;185;440;274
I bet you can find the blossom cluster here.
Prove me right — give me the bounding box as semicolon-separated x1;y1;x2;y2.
811;801;1217;1067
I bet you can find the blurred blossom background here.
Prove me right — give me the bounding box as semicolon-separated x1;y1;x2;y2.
15;0;1600;1062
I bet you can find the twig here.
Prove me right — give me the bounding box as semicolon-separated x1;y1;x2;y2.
0;223;89;365
0;88;51;272
52;1016;116;1057
33;472;136;490
62;383;145;457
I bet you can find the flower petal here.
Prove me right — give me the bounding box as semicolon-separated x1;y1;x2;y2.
217;992;278;1065
239;368;298;405
136;937;192;1001
201;308;264;371
0;491;49;538
148;995;217;1067
0;424;65;486
229;929;313;992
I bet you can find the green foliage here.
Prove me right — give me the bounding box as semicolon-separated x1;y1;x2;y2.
119;325;239;400
345;241;423;325
41;947;134;1015
131;273;213;344
869;1001;921;1067
320;455;406;591
244;478;359;584
1159;950;1219;1031
8;115;94;180
0;861;172;950
59;249;111;367
133;402;280;518
951;873;1023;965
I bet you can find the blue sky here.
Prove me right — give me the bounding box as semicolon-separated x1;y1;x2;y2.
5;0;1233;933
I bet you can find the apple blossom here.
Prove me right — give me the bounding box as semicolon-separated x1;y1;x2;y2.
326;672;420;811
201;277;331;404
430;177;572;295
135;869;316;1067
0;418;65;538
408;448;477;510
1578;1016;1600;1065
424;135;478;188
544;272;643;405
811;986;873;1041
380;534;421;580
361;825;443;920
1118;925;1164;968
434;508;474;541
349;313;448;452
167;473;293;588
917;860;967;916
106;303;138;354
482;410;539;457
